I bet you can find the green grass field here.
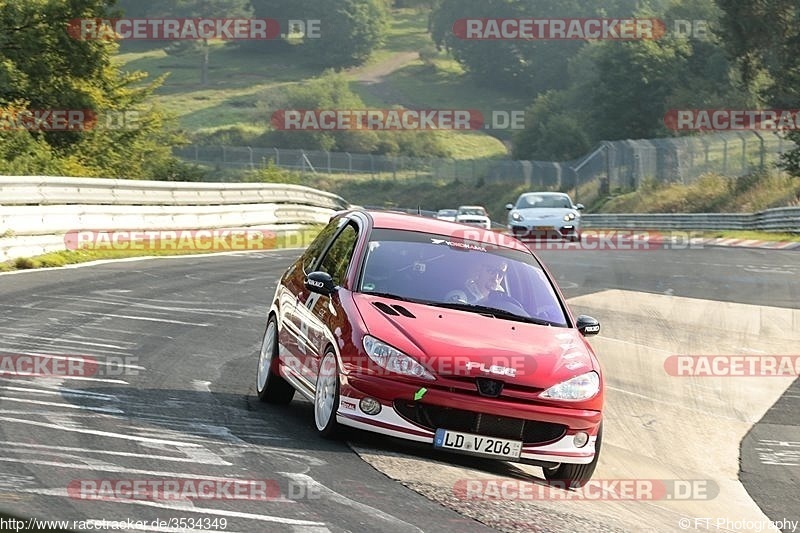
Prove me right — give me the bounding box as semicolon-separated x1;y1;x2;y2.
116;9;510;159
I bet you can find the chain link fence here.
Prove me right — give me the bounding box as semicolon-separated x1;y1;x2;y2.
174;131;793;200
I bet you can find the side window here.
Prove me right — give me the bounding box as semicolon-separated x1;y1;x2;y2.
318;224;358;286
300;220;342;271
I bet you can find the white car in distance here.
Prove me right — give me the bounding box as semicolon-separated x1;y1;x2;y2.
455;205;492;230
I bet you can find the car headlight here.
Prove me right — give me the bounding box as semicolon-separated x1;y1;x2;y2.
511;212;523;222
540;371;599;401
363;335;435;380
563;213;576;222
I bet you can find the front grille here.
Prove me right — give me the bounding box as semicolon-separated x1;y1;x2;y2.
394;401;567;444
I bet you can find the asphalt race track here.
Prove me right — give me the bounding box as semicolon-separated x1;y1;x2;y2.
0;245;797;532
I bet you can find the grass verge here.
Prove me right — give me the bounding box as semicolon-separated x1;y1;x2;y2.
0;226;323;273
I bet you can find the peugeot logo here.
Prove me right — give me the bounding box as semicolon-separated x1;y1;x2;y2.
475;378;504;398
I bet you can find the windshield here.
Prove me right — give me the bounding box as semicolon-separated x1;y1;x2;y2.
358;229;568;326
517;195;572;209
458;207;486;216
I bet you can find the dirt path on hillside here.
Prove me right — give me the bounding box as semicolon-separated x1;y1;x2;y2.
349;51;422;109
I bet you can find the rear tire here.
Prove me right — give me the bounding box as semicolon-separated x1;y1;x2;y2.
543;423;602;488
255;317;295;404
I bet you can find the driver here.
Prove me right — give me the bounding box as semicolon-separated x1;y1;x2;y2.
446;257;508;303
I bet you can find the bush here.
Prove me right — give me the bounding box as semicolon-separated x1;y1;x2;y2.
242;162;303;184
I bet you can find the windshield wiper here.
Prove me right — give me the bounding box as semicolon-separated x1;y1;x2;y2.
362;291;420;303
430;302;560;327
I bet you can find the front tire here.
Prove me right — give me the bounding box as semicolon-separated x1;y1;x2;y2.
543;423;602;488
255;317;295;404
314;350;342;438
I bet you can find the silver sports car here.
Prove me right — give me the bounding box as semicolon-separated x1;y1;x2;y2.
505;192;584;241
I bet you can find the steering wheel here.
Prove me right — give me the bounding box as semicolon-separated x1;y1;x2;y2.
443;290;469;303
483;290;527;315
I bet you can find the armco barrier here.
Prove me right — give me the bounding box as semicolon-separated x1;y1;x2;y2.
581;207;800;233
0;175;348;210
0;176;349;263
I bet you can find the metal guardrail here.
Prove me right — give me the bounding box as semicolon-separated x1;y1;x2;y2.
0;176;349;262
0;175;349;210
582;207;800;233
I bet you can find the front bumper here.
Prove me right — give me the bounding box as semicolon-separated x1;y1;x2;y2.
337;374;601;465
457;218;492;229
509;223;580;241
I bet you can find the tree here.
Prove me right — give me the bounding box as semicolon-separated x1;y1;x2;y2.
716;0;800;175
509;0;754;159
431;0;622;95
301;0;389;68
511;91;591;161
0;0;188;179
159;0;253;85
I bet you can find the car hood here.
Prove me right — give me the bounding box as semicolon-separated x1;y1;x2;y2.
354;294;596;389
512;207;576;220
456;214;489;220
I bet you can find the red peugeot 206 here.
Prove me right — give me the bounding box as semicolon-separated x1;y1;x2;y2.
255;209;604;486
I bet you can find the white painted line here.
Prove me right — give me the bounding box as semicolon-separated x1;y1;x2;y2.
280;473;423;533
0;332;131;351
0;373;129;384
0;397;123;414
0;440;231;465
86;312;213;327
21;488;321;527
0;416;202;447
0;384;118;401
1;457;286;483
0;306;212;327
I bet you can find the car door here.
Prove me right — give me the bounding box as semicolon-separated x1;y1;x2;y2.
279;220;342;384
294;220;359;384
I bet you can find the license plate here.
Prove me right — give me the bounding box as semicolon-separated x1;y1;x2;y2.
434;429;522;459
532;226;555;231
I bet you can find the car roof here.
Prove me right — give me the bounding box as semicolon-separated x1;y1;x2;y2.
358;210;529;252
457;205;485;209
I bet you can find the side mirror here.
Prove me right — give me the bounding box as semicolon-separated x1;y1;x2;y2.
505;203;514;210
305;271;336;295
575;203;585;211
576;315;600;336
